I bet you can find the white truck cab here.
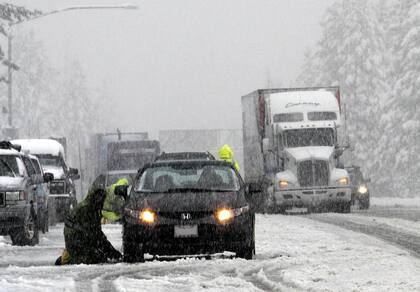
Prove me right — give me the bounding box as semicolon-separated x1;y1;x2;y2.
12;139;79;222
242;87;351;213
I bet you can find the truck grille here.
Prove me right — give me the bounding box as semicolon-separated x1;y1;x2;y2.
297;160;329;187
50;180;66;194
0;192;4;206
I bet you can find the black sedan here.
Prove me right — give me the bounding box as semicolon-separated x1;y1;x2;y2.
116;160;256;262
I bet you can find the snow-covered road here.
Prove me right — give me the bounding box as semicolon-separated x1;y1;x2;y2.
1;210;420;291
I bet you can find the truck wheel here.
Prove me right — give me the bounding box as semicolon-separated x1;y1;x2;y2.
338;202;351;213
43;210;49;233
10;211;39;246
359;199;370;210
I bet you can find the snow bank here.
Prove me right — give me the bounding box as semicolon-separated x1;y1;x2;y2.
322;214;420;238
371;196;420;208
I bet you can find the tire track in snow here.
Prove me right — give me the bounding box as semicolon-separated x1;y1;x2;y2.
71;258;299;292
306;214;420;258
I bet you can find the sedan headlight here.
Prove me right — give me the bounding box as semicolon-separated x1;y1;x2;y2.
139;209;156;224
216;208;234;223
358;185;368;194
215;206;250;224
337;177;349;186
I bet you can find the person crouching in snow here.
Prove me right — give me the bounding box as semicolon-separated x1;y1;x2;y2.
55;175;122;265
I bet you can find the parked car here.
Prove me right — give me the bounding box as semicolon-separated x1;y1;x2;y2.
26;154;51;233
346;165;370;209
117;160;257;262
155;151;216;162
0;141;53;246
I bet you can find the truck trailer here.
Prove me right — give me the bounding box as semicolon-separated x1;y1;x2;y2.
242;87;351;213
85;132;160;189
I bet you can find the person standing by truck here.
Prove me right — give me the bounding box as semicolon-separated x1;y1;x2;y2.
219;144;240;172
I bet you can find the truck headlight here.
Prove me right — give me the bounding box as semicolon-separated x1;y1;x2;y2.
337;177;349;186
358;185;368;194
279;180;289;189
6;191;25;200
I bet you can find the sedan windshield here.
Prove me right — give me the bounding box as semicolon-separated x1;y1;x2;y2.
136;164;240;192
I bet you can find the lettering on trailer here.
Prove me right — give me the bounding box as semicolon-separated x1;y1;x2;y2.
285;102;321;108
119;149;157;154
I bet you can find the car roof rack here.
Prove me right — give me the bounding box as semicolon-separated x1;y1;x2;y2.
0;141;22;152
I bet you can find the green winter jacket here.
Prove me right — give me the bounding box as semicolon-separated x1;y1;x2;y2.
218;144;240;172
102;178;129;222
63;175;121;264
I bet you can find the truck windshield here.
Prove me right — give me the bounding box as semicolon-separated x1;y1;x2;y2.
37;155;65;169
136;164;240;192
284;128;335;147
108;152;156;171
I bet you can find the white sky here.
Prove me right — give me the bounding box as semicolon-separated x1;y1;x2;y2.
10;0;334;138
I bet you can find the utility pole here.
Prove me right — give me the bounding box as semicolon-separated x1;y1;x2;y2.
7;31;12;127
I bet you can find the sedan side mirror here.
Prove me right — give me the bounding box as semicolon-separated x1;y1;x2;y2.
115;185;129;200
247;182;262;194
43;172;54;183
245;182;264;211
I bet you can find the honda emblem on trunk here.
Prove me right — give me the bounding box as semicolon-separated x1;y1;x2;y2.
181;213;192;220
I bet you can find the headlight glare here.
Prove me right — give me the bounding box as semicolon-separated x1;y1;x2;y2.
139;209;156;224
337;177;349;185
216;208;234;223
279;180;289;189
358;185;368;194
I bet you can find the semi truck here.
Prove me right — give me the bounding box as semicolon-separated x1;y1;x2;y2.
85;132;160;189
242;87;351;213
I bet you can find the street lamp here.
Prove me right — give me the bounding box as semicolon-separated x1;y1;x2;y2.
4;4;138;130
